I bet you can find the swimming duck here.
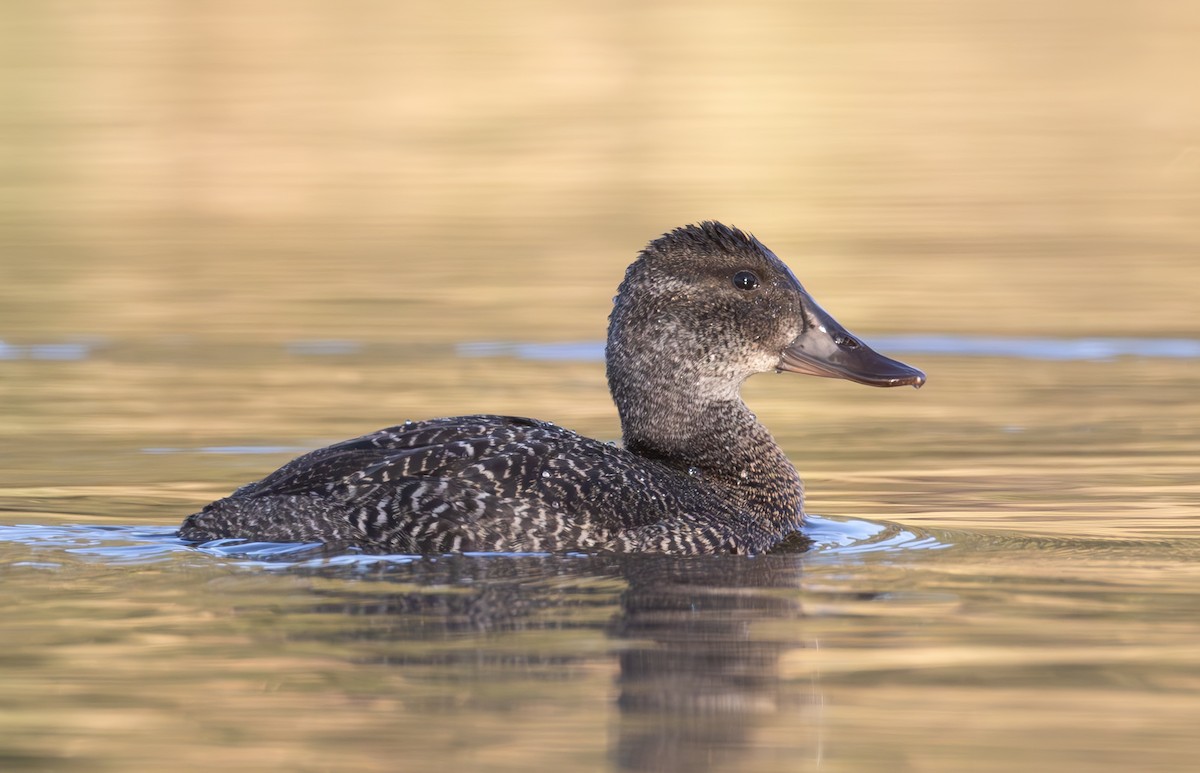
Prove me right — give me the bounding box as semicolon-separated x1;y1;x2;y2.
179;222;924;555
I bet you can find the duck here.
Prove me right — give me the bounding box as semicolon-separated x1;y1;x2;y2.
178;222;925;555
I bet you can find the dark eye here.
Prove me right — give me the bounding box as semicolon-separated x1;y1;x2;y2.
732;270;760;291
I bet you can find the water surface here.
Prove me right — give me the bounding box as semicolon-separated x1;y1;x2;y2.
3;1;1200;771
3;343;1198;772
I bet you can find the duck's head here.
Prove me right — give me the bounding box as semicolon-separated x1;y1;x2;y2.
606;222;925;403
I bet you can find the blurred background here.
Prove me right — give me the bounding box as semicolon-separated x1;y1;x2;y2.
3;4;1200;772
2;0;1196;347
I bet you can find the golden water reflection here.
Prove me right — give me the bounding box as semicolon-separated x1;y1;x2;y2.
3;1;1200;771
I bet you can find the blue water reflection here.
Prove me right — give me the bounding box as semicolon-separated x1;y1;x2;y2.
459;335;1200;363
4;334;1196;365
0;514;946;569
0;339;95;360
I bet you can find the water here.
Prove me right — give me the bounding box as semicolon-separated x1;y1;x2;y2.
460;336;1200;363
3;1;1200;771
3;345;1197;773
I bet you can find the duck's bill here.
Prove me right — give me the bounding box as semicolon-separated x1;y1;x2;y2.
778;301;926;388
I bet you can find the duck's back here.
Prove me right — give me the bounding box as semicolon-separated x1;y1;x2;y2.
179;415;781;554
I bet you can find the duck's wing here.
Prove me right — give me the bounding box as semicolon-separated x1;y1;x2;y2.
322;417;627;551
183;415;568;551
189;414;781;554
329;422;777;553
231;415;551;497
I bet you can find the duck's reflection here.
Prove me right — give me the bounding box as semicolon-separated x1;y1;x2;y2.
293;542;818;771
607;546;816;771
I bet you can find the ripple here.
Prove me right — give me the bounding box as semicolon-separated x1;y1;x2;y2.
0;523;189;565
801;514;950;556
0;515;950;570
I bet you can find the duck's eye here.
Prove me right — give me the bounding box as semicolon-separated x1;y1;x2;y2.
732;270;760;291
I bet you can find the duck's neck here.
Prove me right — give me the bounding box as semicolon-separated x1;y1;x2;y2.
609;371;804;521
